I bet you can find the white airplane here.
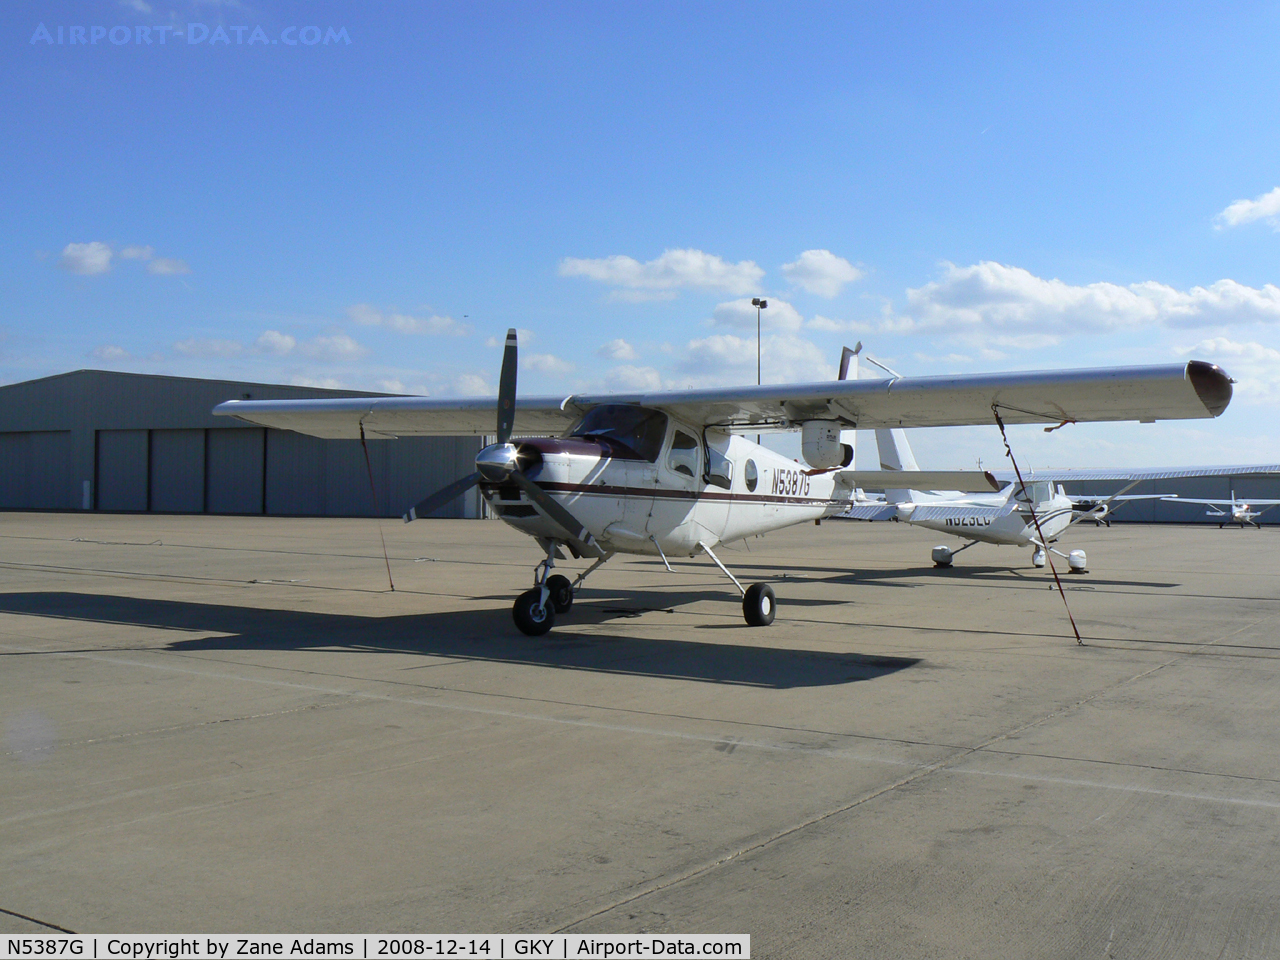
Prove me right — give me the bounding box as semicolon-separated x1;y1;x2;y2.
837;351;1278;571
214;330;1233;633
1161;491;1280;528
841;435;1149;572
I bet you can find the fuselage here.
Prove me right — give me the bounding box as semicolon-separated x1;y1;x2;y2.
479;412;854;557
896;485;1075;547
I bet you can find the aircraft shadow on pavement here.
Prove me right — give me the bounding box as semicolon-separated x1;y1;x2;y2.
636;558;1180;590
0;591;919;689
719;562;1180;590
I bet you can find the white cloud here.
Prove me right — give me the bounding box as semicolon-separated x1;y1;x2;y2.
486;328;536;348
807;314;873;334
597;338;637;361
898;261;1280;340
782;249;863;297
680;332;833;385
118;245;154;261
559;248;764;296
911;352;974;366
254;330;296;355
604;365;665;392
1178;337;1280;405
173;338;242;358
91;344;129;360
454;373;493;396
1216;187;1280;231
59;242;113;276
377;379;406;394
709;297;804;332
525;353;574;376
300;334;367;361
147;257;190;275
289;375;346;390
346;304;469;336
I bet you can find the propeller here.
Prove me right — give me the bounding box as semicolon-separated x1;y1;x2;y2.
401;330;597;551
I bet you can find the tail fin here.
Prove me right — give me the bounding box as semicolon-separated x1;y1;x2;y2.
875;427;920;473
847;349;921;500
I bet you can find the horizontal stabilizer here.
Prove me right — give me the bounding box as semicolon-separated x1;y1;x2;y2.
841;470;1001;493
906;503;1014;523
836;503;899;521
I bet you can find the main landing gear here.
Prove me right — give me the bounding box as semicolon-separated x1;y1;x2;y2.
699;540;776;627
1032;544;1089;573
509;539;779;635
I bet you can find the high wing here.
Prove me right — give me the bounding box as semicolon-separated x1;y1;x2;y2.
994;463;1280;483
212;360;1232;439
210;395;572;440
1158;497;1280;506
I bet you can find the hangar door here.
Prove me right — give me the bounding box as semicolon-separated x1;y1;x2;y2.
0;431;73;509
150;429;205;513
207;428;265;514
96;430;148;511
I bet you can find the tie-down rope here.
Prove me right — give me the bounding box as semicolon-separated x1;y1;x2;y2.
360;421;396;592
992;404;1082;645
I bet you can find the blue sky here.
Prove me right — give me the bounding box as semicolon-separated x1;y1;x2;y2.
5;0;1280;468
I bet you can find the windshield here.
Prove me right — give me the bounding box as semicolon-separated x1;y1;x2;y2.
566;404;669;462
1014;481;1053;504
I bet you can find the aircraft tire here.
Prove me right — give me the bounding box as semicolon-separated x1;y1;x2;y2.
546;575;574;613
743;583;776;627
513;588;555;636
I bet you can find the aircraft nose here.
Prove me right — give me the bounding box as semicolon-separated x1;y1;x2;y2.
476;442;521;482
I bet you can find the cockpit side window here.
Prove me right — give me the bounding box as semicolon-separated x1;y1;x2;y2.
565;404;669;462
668;429;700;478
1014;481;1052;504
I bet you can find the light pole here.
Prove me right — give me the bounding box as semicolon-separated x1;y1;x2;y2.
751;298;767;444
751;297;768;386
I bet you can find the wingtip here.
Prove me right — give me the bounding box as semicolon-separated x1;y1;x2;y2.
1187;360;1233;417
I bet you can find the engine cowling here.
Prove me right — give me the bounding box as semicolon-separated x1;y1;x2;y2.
801;420;853;470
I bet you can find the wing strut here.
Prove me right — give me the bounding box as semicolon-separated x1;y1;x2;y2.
992;404;1082;646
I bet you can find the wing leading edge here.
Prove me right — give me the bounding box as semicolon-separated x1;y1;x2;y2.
212;360;1232;439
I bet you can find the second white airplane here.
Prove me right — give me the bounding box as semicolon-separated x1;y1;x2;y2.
837;350;1279;572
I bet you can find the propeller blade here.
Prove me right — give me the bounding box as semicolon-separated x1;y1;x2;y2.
403;471;481;523
511;471;598;550
496;327;518;445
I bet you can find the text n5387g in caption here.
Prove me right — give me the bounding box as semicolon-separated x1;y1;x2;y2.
3;937;749;960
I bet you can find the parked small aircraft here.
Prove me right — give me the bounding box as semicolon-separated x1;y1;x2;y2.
214;331;1233;633
1160;491;1280;528
836;351;1278;571
839;431;1156;572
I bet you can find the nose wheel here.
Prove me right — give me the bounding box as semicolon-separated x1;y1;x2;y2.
511;546;611;636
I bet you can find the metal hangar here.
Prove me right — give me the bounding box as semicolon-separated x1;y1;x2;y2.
0;370;482;518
